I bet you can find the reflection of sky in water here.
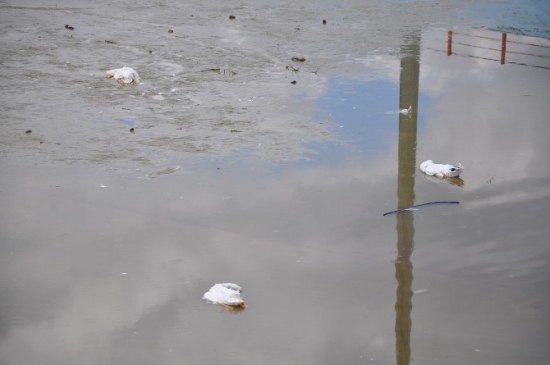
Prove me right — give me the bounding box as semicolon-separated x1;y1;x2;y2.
453;0;550;38
299;77;433;166
204;76;437;172
119;119;136;127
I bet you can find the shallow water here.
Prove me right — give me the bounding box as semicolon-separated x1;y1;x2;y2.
1;1;550;365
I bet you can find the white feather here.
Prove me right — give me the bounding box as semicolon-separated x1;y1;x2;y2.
203;283;245;306
106;66;140;84
420;160;464;178
399;106;412;115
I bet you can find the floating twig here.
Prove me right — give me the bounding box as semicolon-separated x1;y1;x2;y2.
204;68;236;76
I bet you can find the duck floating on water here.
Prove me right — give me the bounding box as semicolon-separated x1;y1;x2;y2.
420;160;464;178
203;283;246;311
106;66;140;85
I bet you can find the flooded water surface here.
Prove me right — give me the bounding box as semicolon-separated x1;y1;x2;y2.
1;1;549;364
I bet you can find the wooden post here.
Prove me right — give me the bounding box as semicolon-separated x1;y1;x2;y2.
447;30;453;56
500;33;507;64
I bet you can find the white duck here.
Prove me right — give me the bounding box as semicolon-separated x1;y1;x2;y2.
203;283;246;311
420;160;464;178
106;66;140;85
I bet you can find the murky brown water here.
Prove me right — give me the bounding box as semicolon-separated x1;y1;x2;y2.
1;1;549;364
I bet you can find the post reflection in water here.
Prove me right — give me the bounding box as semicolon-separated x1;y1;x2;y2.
394;33;420;365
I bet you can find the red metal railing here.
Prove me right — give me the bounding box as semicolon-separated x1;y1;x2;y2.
436;29;550;69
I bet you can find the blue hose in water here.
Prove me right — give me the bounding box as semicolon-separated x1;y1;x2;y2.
383;201;459;216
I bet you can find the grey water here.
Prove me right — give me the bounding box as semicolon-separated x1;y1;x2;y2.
1;1;549;364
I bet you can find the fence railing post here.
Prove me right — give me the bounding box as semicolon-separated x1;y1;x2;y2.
500;33;507;64
447;30;453;56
